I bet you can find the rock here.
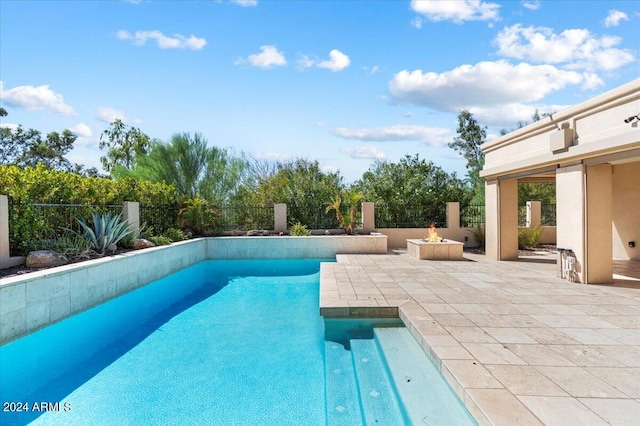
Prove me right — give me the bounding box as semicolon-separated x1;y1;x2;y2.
132;238;155;249
246;229;270;236
106;243;118;254
26;250;68;268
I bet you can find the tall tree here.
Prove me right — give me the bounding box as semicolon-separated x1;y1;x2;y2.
448;110;487;202
99;119;150;173
121;132;247;204
233;158;344;227
354;154;468;227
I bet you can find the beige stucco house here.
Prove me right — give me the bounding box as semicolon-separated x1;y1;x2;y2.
480;78;640;284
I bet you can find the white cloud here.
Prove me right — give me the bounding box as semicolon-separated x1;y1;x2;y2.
411;17;423;28
332;124;452;146
298;50;350;72
340;146;385;160
494;24;634;71
237;45;287;69
363;65;379;75
70;123;92;138
604;10;629;27
0;81;75;116
117;30;207;50
95;107;141;124
252;151;290;162
230;0;257;6
0;122;19;130
521;0;540;11
389;60;591;112
410;0;501;24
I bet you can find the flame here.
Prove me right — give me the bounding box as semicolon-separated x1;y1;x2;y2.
425;223;443;242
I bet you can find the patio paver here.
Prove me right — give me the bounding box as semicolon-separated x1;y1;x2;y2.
319;252;640;425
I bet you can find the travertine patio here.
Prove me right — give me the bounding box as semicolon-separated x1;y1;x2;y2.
320;252;640;426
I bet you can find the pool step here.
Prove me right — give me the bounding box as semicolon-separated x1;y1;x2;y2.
375;328;476;425
324;341;364;424
349;338;406;425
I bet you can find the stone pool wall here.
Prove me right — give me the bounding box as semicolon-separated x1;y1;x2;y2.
0;234;388;344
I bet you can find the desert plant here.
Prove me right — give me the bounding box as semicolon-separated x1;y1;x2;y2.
149;235;172;246
164;227;188;242
470;224;485;249
289;222;311;236
518;225;543;249
178;198;221;235
69;212;134;254
28;231;92;259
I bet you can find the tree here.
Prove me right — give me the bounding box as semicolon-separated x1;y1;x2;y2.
354;154;468;227
1;126;77;171
448;110;487;202
99;119;150;173
0;107;7;117
233;158;344;227
120;132;247;204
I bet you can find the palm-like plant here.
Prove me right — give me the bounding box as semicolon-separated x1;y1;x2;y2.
70;212;134;254
325;192;363;234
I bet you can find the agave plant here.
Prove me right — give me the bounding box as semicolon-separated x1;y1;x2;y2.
70;212;134;254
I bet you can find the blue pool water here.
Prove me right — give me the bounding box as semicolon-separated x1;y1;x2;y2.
0;259;475;425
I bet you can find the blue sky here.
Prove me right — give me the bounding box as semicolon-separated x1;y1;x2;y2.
1;0;638;183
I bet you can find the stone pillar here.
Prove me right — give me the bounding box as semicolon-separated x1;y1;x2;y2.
0;194;24;269
526;201;541;228
361;202;375;232
484;179;518;260
586;164;613;283
274;203;287;233
122;201;140;232
446;202;460;229
556;164;586;283
1;195;9;261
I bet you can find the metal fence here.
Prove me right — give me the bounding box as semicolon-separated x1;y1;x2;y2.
7;200;124;254
139;204;180;234
220;205;274;231
542;203;556;226
460;203;485;228
375;201;446;228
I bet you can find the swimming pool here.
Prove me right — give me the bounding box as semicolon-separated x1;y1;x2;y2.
0;259;474;425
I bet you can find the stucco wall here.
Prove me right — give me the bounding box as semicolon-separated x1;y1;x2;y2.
379;228;476;249
613;162;640;260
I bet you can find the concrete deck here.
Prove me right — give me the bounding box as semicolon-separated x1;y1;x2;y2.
320;252;640;426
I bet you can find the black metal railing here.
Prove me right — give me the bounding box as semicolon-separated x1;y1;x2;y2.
374;201;446;228
220;205;274;231
542;203;556;226
139;204;180;234
460;203;485;227
7;200;123;254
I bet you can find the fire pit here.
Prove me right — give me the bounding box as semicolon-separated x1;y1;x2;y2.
406;224;464;260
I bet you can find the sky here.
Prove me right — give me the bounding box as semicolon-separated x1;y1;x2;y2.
1;0;638;183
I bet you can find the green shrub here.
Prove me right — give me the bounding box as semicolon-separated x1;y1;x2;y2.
177;198;221;236
1;164;178;255
163;227;188;242
518;225;543;249
470;224;485;249
70;212;134;254
289;222;311;236
149;235;172;246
